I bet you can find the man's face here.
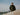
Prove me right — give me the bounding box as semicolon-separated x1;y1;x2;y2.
11;3;13;5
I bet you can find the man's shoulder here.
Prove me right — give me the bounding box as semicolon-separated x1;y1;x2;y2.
10;5;11;6
13;5;15;6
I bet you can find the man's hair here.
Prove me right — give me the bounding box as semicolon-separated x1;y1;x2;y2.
11;2;14;4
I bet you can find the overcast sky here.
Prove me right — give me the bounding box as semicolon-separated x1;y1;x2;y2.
0;0;20;12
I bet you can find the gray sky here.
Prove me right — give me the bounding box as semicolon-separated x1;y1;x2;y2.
0;0;20;12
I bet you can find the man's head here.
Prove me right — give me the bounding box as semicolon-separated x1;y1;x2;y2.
11;2;14;5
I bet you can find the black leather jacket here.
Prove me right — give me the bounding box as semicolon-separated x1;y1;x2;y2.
10;5;16;11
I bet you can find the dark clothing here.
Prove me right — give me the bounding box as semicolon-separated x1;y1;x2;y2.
10;5;16;11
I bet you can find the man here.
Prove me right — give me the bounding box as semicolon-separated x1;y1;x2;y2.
10;2;16;12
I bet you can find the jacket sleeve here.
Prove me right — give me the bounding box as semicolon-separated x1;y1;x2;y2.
14;6;16;10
